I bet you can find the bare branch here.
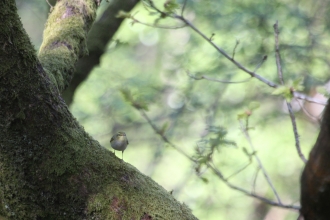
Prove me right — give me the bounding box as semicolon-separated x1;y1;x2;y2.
252;167;261;194
130;16;186;29
287;102;307;163
231;39;240;60
173;15;278;88
140;112;300;210
206;162;300;210
45;0;54;9
181;0;188;16
139;110;196;162
293;92;327;105
253;55;268;73
225;161;252;180
273;21;284;85
132;3;326;106
187;71;252;84
273;21;307;163
239;120;282;204
295;98;321;123
138;103;299;210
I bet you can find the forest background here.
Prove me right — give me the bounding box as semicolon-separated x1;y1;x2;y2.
16;0;330;219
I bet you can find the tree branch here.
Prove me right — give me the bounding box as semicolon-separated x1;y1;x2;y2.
174;15;278;88
206;162;300;210
62;0;140;105
139;110;196;162
273;21;307;163
239;120;282;204
38;0;98;91
138;107;299;210
126;5;327;108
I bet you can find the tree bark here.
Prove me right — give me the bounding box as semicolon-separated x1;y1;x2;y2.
0;0;197;219
300;99;330;220
62;0;140;105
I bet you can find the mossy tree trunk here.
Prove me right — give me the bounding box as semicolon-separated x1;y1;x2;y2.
0;0;197;219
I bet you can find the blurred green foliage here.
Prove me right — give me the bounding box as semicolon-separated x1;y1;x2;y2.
272;77;305;101
19;0;330;219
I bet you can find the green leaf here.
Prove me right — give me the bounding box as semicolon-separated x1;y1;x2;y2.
159;122;169;135
207;126;227;136
272;85;293;101
242;147;249;156
164;0;180;13
222;140;237;147
200;177;209;183
272;85;289;95
291;77;305;92
272;78;304;101
237;112;249;120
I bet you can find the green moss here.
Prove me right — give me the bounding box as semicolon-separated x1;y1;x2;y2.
38;0;96;91
84;156;197;219
0;1;196;219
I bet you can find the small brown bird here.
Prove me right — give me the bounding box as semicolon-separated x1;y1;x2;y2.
110;131;129;160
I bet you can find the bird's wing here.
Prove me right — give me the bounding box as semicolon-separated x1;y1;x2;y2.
127;140;129;145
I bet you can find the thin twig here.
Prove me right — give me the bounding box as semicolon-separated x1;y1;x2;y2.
273;21;284;85
225;161;252;180
232;39;240;60
273;21;307;163
129;5;326;106
187;71;252;84
252;167;261;194
139;110;196;162
239;120;282;204
145;0;164;15
173;16;325;106
130;17;186;29
46;0;54;11
253;55;268;73
139;102;300;210
287;102;307;162
293;92;327;105
181;0;188;16
295;98;321;122
209;33;215;41
174;15;277;88
206;162;299;210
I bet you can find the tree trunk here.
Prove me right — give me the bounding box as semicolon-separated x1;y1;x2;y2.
300;99;330;220
0;0;197;219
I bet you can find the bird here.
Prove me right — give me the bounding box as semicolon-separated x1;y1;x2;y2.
110;131;129;160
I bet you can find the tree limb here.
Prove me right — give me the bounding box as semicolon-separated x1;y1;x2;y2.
62;0;140;105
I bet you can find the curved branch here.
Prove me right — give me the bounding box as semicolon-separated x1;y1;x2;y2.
62;0;140;105
38;0;97;91
174;15;278;88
